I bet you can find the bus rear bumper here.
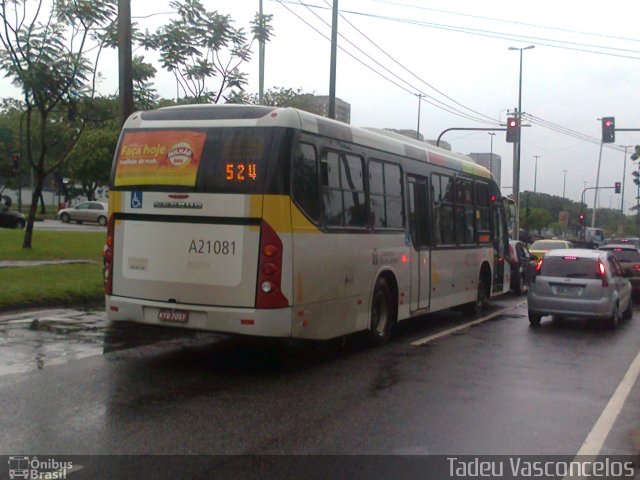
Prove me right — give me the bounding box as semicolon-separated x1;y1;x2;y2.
105;296;293;338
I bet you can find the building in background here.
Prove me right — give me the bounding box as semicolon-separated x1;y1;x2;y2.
469;152;501;185
384;129;453;151
311;96;351;124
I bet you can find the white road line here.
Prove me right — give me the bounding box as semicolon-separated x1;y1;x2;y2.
410;301;526;347
576;347;640;456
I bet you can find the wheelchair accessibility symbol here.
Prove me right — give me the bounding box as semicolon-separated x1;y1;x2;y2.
131;191;143;209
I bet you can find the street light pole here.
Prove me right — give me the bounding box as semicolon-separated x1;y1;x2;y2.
562;169;567;198
416;94;422;140
488;132;495;177
533;155;540;192
509;45;535;240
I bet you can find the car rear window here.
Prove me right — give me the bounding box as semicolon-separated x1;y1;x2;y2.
540;257;599;278
603;248;640;262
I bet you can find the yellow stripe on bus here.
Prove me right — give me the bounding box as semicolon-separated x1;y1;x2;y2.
250;194;321;234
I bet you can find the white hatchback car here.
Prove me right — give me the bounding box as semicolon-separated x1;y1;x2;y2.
527;248;632;329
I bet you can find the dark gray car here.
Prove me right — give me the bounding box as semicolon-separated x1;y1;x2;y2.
527;248;632;329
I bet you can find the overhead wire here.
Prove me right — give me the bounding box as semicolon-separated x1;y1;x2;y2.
319;0;501;125
367;0;640;46
275;0;637;151
277;0;500;124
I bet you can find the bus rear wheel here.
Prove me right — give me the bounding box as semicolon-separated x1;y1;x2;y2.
365;277;394;347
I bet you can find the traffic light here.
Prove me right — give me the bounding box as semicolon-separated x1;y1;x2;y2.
615;181;621;194
11;153;19;173
601;117;615;143
632;170;640;186
631;145;640;161
578;212;585;224
506;117;519;143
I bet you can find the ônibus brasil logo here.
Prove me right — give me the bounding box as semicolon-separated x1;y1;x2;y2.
8;456;73;480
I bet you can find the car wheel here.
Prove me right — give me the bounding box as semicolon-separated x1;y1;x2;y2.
514;268;527;294
606;303;619;330
60;212;70;223
623;300;633;320
98;216;107;226
15;219;25;229
528;311;541;326
365;277;395;348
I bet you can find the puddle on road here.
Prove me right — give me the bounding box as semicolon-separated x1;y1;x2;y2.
0;308;211;376
0;309;109;375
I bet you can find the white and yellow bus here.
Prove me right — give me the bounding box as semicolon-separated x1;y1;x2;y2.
104;105;510;346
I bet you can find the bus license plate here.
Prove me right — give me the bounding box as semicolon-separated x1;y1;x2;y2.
158;309;189;323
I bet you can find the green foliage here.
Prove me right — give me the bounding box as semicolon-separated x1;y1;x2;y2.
143;0;272;103
227;86;325;116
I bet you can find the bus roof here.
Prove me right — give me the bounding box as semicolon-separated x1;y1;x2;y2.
125;104;492;180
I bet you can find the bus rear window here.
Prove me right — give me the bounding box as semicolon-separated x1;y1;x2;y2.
112;127;288;194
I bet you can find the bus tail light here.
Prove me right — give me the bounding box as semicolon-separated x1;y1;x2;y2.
103;214;115;295
256;220;288;309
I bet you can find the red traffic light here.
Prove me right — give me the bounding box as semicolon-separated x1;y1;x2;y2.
615;182;621;194
578;212;585;223
506;117;519;143
601;116;615;143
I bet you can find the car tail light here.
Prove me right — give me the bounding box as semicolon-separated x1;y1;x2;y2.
103;214;115;295
597;261;608;287
535;258;543;273
633;264;640;271
255;220;288;309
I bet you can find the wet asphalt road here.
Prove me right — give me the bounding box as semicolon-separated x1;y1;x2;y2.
0;295;639;476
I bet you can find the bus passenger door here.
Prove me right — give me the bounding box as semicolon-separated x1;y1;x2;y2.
408;176;431;310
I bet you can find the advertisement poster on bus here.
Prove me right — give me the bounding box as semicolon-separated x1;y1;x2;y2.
114;130;206;187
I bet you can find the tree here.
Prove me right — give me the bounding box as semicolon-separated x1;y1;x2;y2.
228;86;325;115
143;0;273;104
0;0;117;248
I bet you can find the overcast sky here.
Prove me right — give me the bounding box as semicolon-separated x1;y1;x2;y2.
5;0;640;213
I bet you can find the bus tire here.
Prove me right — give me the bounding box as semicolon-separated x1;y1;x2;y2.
365;277;394;348
463;270;489;316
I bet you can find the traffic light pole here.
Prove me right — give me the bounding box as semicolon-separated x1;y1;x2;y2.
592;141;604;228
580;185;615;239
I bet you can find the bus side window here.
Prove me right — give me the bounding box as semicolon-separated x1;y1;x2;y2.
292;142;320;223
369;160;404;230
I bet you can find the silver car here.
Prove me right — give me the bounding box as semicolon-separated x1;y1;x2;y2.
527;249;632;329
58;201;108;226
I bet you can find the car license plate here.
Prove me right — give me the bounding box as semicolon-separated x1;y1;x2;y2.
158;309;189;323
556;286;576;296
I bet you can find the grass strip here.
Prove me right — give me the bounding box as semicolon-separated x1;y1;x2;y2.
0;263;104;309
0;230;105;261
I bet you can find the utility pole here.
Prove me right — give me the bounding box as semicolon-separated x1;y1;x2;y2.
328;0;338;119
562;170;567;198
118;0;134;128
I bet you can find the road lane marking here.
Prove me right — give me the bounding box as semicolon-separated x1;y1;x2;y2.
576;347;640;456
410;301;526;347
